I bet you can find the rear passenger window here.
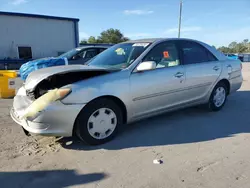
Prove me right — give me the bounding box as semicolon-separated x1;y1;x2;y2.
207;51;218;61
180;41;217;65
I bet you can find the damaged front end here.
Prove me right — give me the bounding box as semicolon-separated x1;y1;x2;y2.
21;88;72;119
26;67;110;100
11;65;111;136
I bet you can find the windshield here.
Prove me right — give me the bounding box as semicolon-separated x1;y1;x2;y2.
88;42;151;69
58;48;82;59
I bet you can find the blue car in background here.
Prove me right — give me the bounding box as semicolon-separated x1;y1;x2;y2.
19;45;111;80
225;53;238;60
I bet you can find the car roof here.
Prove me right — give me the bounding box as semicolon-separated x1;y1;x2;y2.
79;43;113;47
124;38;227;61
76;46;109;50
123;38;164;43
123;38;209;44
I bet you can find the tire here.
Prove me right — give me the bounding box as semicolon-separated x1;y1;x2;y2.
208;82;228;111
75;98;123;145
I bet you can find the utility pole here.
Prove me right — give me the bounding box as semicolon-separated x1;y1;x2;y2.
178;0;183;38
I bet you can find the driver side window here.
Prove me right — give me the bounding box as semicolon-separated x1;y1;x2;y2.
143;41;180;69
85;49;98;58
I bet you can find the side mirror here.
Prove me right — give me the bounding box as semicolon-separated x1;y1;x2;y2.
136;61;156;72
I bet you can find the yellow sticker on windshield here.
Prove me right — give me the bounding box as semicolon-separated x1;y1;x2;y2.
115;48;125;55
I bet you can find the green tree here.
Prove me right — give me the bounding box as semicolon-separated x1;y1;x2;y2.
97;28;129;44
235;43;247;53
242;39;250;52
228;41;237;49
217;46;231;53
86;29;129;44
217;39;250;53
79;39;87;44
88;36;97;43
243;39;249;45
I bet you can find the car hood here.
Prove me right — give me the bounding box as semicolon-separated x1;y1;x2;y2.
24;65;107;91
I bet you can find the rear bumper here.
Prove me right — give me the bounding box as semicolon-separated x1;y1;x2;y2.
10;101;84;137
229;75;243;93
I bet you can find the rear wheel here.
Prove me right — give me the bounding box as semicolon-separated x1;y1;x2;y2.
75;98;123;145
208;82;228;111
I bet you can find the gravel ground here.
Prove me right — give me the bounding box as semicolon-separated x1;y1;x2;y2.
0;63;250;188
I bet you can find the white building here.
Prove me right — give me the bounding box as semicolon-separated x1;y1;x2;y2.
0;11;79;60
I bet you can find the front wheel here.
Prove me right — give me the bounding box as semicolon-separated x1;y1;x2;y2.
75;98;123;145
208;82;228;111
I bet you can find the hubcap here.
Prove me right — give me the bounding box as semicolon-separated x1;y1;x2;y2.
213;87;226;107
87;108;117;139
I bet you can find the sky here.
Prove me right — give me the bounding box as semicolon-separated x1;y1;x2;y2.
1;0;250;47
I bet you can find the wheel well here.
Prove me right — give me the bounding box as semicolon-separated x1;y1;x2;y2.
218;79;230;95
72;95;127;136
100;96;127;123
83;95;127;123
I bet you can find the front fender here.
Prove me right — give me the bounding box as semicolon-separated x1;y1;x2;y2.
61;70;130;105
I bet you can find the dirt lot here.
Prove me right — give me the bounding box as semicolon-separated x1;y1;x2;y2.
0;64;250;188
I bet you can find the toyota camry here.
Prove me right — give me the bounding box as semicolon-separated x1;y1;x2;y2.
10;38;243;145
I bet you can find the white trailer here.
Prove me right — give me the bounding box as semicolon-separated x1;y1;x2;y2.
0;11;79;59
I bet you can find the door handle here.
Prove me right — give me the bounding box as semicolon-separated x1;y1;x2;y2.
175;72;184;78
213;66;220;71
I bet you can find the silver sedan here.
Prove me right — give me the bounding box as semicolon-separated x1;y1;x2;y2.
11;38;243;145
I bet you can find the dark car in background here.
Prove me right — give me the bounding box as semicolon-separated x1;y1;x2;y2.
19;45;112;80
0;45;112;70
60;45;111;65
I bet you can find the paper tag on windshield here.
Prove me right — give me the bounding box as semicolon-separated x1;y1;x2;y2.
132;43;150;48
163;51;169;58
115;48;125;55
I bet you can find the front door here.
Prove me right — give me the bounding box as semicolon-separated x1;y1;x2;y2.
130;41;186;119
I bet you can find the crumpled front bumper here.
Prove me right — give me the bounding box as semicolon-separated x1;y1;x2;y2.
10;86;85;137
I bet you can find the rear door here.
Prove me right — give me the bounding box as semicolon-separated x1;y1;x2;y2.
178;40;221;102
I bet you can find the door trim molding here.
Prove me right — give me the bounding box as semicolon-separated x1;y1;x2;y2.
133;82;212;101
130;98;203;122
